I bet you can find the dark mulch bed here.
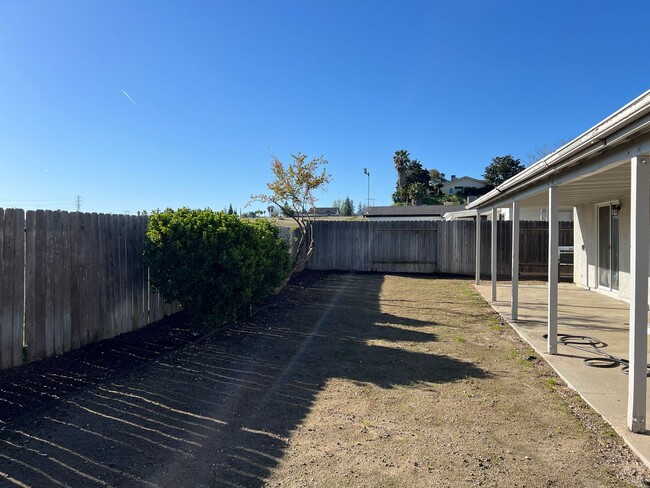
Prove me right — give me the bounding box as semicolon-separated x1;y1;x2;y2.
0;271;321;427
0;312;200;426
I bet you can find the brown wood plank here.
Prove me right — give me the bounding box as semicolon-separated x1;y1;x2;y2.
78;212;90;347
69;212;81;351
118;215;126;333
0;209;8;369
44;211;58;358
24;211;36;362
127;216;137;330
60;212;72;353
96;213;108;339
1;209;17;369
136;216;148;328
52;211;64;355
12;210;25;366
87;213;100;341
107;214;118;336
31;211;47;360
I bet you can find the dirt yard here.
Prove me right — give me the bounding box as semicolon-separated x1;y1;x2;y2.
0;272;648;487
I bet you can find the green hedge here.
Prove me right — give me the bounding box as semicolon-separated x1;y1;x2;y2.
143;208;291;326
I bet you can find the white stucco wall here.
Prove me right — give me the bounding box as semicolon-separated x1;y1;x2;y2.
497;207;574;221
573;196;645;302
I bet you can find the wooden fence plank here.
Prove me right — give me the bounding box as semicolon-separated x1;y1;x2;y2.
88;213;100;341
24;211;36;362
12;210;25;366
61;212;72;353
44;211;56;357
0;209;10;369
79;212;91;347
69;212;81;351
53;211;65;355
106;213;117;338
96;213;107;339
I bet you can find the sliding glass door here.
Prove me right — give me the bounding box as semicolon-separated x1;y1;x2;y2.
598;203;619;291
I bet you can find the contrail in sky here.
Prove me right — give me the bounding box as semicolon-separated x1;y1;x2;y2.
121;89;138;107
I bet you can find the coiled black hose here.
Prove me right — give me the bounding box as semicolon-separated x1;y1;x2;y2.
543;333;650;376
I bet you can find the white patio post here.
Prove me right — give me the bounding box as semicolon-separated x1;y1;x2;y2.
491;207;498;301
547;186;559;354
475;210;481;285
511;201;520;320
627;155;649;433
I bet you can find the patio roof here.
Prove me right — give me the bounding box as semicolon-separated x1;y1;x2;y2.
466;88;650;435
468;89;650;211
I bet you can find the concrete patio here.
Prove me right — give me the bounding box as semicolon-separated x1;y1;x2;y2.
475;281;650;468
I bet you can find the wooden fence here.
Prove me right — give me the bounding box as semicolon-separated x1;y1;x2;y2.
0;209;179;370
0;213;571;371
308;220;573;278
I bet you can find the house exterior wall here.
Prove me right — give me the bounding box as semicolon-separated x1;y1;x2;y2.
573;203;596;290
497;207;574;221
440;177;484;195
573;196;645;302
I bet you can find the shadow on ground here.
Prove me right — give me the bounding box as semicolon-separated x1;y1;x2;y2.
0;272;486;487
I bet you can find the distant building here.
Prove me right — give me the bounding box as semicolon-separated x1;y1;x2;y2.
307;207;340;217
364;204;466;221
440;175;486;196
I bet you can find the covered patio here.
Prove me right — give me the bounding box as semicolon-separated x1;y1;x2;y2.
474;281;650;466
468;89;650;443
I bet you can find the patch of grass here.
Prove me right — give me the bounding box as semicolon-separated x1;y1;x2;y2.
545;378;558;389
454;336;466;343
507;348;519;359
459;284;484;304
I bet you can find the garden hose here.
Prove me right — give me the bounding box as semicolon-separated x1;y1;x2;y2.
542;333;650;376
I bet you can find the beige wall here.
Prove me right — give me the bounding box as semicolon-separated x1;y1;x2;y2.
573;196;646;302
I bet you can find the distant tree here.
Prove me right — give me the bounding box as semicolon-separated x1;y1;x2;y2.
343;197;354;216
393;149;410;190
429;169;447;195
357;202;366;215
250;153;331;274
267;205;275;217
332;198;344;214
483;155;525;187
406;182;427;205
241;209;265;218
406;159;430;188
228;204;234;215
525;138;570;165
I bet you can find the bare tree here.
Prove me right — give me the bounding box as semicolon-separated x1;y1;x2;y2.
251;153;331;274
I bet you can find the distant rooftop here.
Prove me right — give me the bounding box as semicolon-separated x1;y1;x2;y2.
307;207;340;216
364;204;467;217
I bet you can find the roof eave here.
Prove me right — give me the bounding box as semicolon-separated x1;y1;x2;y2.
468;89;650;210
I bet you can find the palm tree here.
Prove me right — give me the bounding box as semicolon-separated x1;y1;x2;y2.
393;149;410;190
406;182;427;206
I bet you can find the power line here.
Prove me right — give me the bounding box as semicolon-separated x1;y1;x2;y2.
75;195;82;212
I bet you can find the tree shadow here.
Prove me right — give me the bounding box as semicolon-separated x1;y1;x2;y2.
0;272;487;487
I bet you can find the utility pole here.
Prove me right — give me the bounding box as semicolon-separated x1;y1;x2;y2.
75;195;82;212
363;168;370;209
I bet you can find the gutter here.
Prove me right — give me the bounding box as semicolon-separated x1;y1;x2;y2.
468;89;650;210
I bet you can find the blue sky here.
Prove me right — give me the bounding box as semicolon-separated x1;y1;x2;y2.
1;1;649;214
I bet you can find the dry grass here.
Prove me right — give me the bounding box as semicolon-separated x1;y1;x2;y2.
0;272;646;487
265;273;650;487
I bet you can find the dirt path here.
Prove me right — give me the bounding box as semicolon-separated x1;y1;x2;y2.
0;272;648;487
